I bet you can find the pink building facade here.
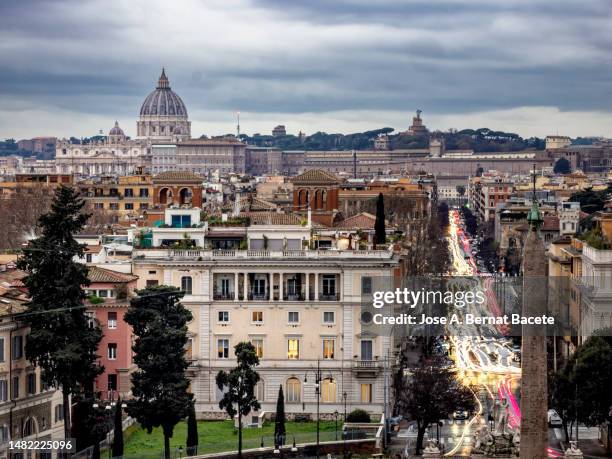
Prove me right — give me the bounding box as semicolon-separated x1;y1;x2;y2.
85;267;138;401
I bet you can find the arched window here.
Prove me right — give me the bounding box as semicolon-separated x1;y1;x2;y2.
179;187;193;205
159;187;173;205
286;377;301;403
23;417;37;437
321;378;336;403
181;276;193;295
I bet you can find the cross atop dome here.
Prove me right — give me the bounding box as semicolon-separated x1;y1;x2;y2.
157;68;170;89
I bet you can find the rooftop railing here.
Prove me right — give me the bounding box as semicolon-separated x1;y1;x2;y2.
133;249;393;260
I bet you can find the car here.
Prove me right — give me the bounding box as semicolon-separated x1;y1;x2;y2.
548;409;563;427
453;410;468;420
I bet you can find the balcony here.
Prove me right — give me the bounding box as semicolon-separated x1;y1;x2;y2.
319;292;340;301
353;360;381;377
134;249;393;261
283;292;305;301
213;292;234;300
248;290;270;301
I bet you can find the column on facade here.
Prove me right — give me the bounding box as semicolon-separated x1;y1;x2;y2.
243;272;248;300
314;273;319;300
339;272;343;302
234;272;239;301
279;272;283;301
305;272;310;301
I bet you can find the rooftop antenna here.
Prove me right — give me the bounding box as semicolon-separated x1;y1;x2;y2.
236;111;240;138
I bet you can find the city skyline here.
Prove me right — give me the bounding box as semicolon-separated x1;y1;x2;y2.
1;0;612;139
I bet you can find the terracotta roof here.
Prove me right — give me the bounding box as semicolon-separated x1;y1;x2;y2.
291;169;342;184
153;171;203;182
542;216;560;231
247;212;304;226
240;196;278;211
333;212;376;230
88;266;138;284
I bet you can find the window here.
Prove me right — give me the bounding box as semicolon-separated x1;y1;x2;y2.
85;311;96;329
108;374;117;391
286;377;301;402
255;380;265;401
322;275;336;296
220;278;231;296
252;311;264;324
0;425;8;442
11;376;19;399
94;203;104;209
124;188;134;197
252;278;266;296
139;188;149;198
146;279;159;287
287;339;299;359
218;339;230;359
361;340;373;360
26;373;36;395
109;203;119;210
140;203;148;210
361;384;372;403
23;418;36;437
181;276;193;295
0;380;7;401
323;311;335;324
323;339;335;359
0;337;4;362
107;312;117;329
12;335;23;360
288;311;299;324
251;339;264;358
321;378;336;402
218;311;229;323
108;343;117;360
86;253;93;263
55;404;64;422
361;276;372;294
125;203;134;210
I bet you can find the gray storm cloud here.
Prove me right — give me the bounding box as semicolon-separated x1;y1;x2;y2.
0;0;611;138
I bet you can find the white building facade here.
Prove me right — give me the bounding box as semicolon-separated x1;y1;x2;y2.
132;248;398;418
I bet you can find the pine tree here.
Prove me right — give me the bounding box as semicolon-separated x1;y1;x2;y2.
274;385;286;446
124;285;193;459
186;402;198;455
17;185;103;441
112;398;124;458
216;342;261;459
374;193;386;245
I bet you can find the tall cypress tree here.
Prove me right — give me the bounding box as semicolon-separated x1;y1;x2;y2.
374;192;386;245
186;402;198;455
17;185;103;441
274;385;286;446
112;398;124;458
125;285;193;459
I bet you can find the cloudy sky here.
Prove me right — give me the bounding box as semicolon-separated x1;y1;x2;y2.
1;0;611;140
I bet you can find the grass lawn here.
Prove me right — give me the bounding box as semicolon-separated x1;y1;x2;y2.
122;419;340;457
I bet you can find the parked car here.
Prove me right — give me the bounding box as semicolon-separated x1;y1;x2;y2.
548;409;563;427
453;410;468;421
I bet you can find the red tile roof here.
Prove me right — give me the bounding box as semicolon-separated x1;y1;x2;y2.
88;266;138;284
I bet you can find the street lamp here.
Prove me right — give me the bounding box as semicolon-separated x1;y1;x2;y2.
342;392;348;459
304;360;323;459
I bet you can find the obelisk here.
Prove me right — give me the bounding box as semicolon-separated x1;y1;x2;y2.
519;174;549;459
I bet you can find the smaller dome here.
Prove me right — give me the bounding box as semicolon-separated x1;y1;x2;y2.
109;121;125;137
173;125;185;135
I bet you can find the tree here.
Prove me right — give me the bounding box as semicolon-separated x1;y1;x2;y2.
456;185;466;197
374;193;386;245
274;385;286;446
124;285;193;459
395;357;475;454
216;342;261;459
553;157;571;174
112;398;124;458
17;186;103;441
186;402;199;455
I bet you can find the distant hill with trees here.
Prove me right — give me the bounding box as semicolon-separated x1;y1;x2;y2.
233;126;545;152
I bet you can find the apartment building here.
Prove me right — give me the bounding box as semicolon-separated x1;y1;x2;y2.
0;266;65;449
131;229;400;418
469;176;514;225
